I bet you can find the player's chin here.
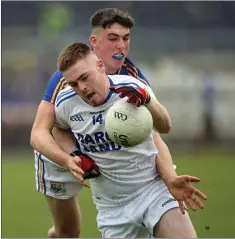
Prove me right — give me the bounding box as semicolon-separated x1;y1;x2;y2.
89;99;103;107
111;58;125;66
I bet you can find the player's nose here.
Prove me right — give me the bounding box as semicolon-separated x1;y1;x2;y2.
117;39;125;49
78;81;87;92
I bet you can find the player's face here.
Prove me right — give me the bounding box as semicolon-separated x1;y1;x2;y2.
63;55;109;106
90;23;130;74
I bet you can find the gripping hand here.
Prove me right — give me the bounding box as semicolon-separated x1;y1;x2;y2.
110;85;151;107
70;150;101;180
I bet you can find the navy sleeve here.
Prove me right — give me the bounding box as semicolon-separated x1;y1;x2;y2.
123;57;150;86
42;70;68;104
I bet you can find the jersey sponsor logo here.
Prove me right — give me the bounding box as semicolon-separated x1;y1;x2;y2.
50;182;66;195
76;131;122;153
161;198;177;207
70;114;84;121
114;111;127;121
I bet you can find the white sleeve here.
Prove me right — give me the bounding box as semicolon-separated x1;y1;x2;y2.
137;80;157;101
145;85;157;100
127;75;157;100
54;104;70;129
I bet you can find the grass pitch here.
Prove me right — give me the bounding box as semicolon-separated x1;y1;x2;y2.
2;147;235;237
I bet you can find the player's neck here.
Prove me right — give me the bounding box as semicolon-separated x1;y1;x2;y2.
104;76;111;98
105;67;119;75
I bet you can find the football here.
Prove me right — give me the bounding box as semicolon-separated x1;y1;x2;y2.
105;99;153;147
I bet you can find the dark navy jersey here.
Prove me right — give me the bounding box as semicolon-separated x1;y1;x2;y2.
43;57;150;104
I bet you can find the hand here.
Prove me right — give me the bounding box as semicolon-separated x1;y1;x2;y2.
66;155;90;188
110;85;150;107
70;149;101;180
167;175;207;214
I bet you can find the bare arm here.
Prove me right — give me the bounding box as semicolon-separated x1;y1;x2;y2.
153;131;177;185
30;100;76;169
145;97;171;134
154;132;207;214
51;127;77;153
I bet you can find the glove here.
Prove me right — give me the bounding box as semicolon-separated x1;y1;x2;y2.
110;85;151;107
69;150;101;180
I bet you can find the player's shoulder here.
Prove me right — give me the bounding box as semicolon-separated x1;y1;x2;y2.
46;70;66;93
49;70;64;82
123;57;135;66
43;70;69;104
109;75;146;88
121;57;138;74
122;57;150;86
123;57;142;73
55;86;77;108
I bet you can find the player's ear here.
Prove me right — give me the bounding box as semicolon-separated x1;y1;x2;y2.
97;59;105;73
89;35;97;48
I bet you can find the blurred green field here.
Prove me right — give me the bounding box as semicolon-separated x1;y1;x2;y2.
2;147;235;238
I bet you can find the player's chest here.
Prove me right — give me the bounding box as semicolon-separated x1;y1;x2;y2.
67;96;118;135
69;109;107;132
67;94;120;133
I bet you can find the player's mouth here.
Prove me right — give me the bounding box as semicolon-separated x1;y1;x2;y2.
86;92;96;101
112;53;125;60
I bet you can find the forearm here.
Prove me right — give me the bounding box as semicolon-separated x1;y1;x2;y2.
154;132;177;186
146;98;171;133
31;127;73;169
52;127;77;153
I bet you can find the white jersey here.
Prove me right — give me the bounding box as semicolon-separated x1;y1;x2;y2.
55;75;159;209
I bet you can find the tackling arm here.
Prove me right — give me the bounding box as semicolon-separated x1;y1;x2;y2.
30;100;76;169
51;127;77;153
109;85;171;133
145;96;171;133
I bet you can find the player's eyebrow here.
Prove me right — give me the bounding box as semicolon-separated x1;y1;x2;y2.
108;33;130;38
67;72;87;85
77;72;88;81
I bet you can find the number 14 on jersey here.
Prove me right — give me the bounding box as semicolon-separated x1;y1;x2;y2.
92;114;103;125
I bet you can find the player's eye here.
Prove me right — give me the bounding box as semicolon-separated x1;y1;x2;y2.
68;82;78;87
109;37;118;41
123;36;130;41
80;75;88;81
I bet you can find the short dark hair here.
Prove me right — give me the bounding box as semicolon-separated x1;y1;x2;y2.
57;42;91;72
90;8;134;29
